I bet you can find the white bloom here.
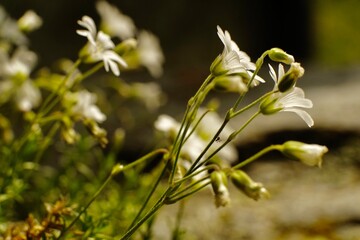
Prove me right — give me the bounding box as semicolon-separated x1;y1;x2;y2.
211;26;264;86
260;87;314;127
96;1;136;40
0;6;28;45
17;10;43;32
1;47;37;78
77;15;127;76
137;30;164;78
70;90;106;123
15;80;41;111
282;141;328;167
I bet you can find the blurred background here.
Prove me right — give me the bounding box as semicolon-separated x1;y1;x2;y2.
2;0;360;239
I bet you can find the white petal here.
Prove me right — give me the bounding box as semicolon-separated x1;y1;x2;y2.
268;64;277;83
283;108;314;127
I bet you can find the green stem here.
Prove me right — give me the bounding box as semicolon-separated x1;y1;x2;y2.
120;192;168;240
58;173;113;239
165;179;211;204
233;144;282;169
231;91;275;118
233;51;268;110
193;111;261;172
168;75;214;184
187;114;230;174
58;148;167;239
128;157;169;229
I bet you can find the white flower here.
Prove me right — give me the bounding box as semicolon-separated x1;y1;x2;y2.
0;6;28;45
137;30;164;78
77;15;127;76
17;10;43;32
15;80;41;111
1;47;37;78
96;0;136;40
70;90;106;123
211;26;264;86
260;87;314;127
281;141;328;167
0;47;41;112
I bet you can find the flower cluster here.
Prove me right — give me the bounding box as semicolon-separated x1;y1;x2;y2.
0;2;329;239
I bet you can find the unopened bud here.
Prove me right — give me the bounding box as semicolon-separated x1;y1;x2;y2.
281;141;328;167
278;62;304;92
268;48;294;65
210;171;230;207
230;170;270;201
17;10;43;32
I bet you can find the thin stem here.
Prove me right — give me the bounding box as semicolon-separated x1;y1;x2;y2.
231;91;275;118
128;157;169;229
233;144;282;169
58;173;113;239
175;164;217;185
193;111;261;172
168;176;209;200
168;75;214;184
120;190;169;240
187;115;230;174
165;179;211;204
233;51;268;110
58;148;168;239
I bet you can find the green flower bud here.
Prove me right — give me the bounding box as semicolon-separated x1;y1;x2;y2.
268;48;295;65
281;141;328;167
278;62;304;92
210;171;230;207
230;170;270;201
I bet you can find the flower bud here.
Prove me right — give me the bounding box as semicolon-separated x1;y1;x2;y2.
230;170;270;201
268;48;294;65
210;171;230;207
281;141;328;167
17;10;43;32
213;75;248;94
278;62;304;92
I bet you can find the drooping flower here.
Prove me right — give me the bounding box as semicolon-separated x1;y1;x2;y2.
281;141;328;167
260;87;314;127
95;0;136;40
230;170;270;201
210;171;230;207
76;15;127;76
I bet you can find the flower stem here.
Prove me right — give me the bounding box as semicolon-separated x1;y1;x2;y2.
57;148;168;239
233;144;282;169
233;51;268;110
